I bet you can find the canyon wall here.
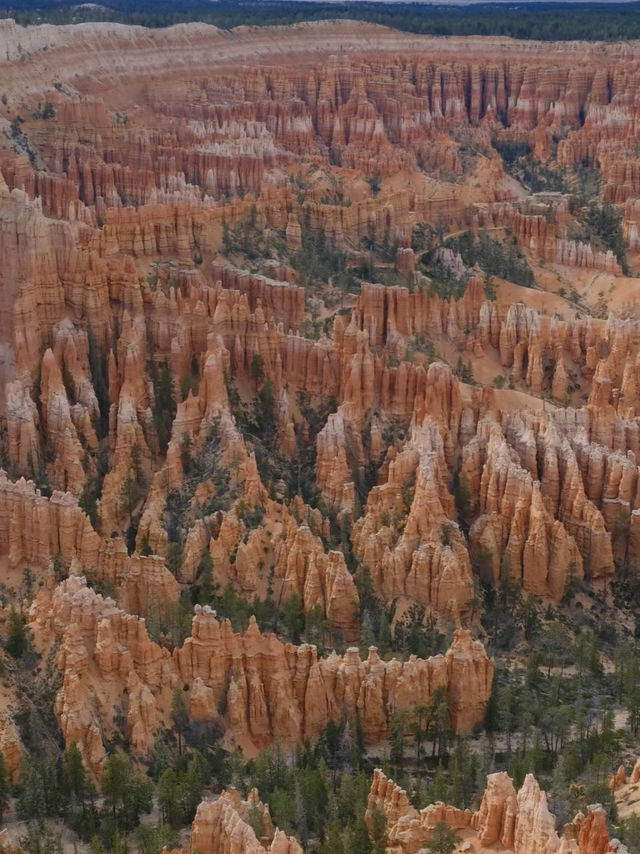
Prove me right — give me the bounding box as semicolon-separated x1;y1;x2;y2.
29;576;493;777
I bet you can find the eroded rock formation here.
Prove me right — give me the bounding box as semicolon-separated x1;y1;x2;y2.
1;18;640;809
29;576;492;776
367;769;626;854
188;789;303;854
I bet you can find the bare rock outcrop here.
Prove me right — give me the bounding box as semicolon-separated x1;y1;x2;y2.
189;789;303;854
369;769;622;854
0;471;178;617
30;577;493;773
273;523;360;642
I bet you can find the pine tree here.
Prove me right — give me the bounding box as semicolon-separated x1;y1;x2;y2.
119;475;141;528
282;595;304;643
158;768;179;827
432;763;448;802
349;816;373;854
171;689;189;756
498;685;515;754
390;710;408;768
19;822;63;854
321;820;345;854
18;758;48;823
63;743;87;808
134;825;177;854
251;353;265;390
294;778;308;844
454;472;471;525
428;821;458;854
370;806;387;854
352;712;366;770
410;704;430;770
183;752;207;820
197;548;213;602
449;740;474;808
484;672;500;738
151;362;177;455
0;750;9;822
88;326;109;439
6;605;26;658
102;754;128;822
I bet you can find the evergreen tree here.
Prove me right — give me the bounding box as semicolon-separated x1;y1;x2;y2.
282;594;305;643
63;743;88;807
18;757;48;823
151;362;177;455
498;685;515;754
352;712;366;770
158;768;180;827
171;689;189;756
390;710;408;769
102;754;128;822
432;763;448;802
449;740;474;808
321;820;345;854
370;806;387;854
428;821;459;854
484;672;500;739
6;605;27;658
454;472;471;526
134;824;177;854
19;822;63;854
197;548;214;601
88;326;109;439
622;815;640;854
120;474;142;528
0;750;9;823
251;353;265;390
101;753;152;831
349;816;373;854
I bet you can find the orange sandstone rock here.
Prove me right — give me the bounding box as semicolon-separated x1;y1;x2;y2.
30;577;492;772
189;789;302;854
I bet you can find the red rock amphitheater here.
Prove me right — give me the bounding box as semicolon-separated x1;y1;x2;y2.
0;13;639;853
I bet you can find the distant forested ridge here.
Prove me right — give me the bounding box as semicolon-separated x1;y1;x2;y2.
4;0;640;41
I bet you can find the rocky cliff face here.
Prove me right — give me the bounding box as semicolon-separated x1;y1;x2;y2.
1;67;637;609
29;576;492;775
367;769;627;854
0;471;179;617
188;789;303;854
2;16;640;805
